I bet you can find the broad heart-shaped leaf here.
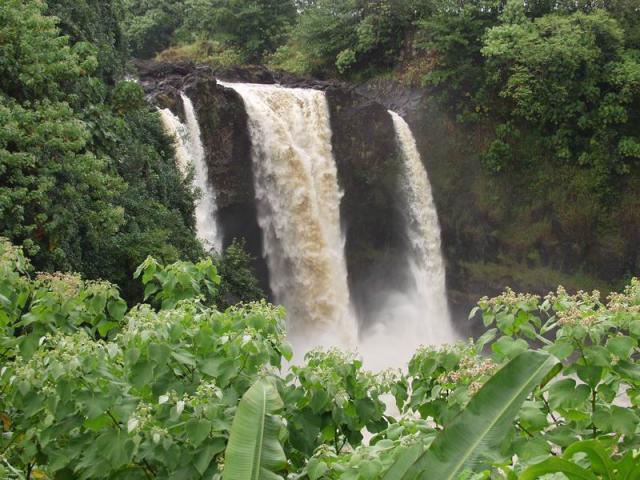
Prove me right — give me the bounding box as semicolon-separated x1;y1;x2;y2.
222;378;287;480
393;350;560;480
562;440;615;477
616;451;640;479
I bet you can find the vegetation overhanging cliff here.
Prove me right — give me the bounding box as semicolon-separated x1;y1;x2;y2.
138;57;639;334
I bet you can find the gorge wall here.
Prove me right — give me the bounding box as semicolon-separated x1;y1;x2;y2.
138;61;639;338
358;78;640;332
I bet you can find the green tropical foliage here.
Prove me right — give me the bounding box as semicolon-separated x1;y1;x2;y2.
270;0;422;77
123;0;184;59
0;0;203;303
2;1;640;479
45;0;128;83
518;440;640;479
396;350;560;479
2;237;640;479
222;379;287;480
0;240;288;479
281;349;391;466
123;0;297;61
213;239;266;310
134;255;220;310
480;2;640;185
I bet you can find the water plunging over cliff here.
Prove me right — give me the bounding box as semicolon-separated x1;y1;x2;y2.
158;105;190;173
390;111;455;340
159;94;222;251
219;81;357;350
360;112;456;369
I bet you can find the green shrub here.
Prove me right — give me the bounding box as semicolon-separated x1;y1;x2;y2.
1;237;639;478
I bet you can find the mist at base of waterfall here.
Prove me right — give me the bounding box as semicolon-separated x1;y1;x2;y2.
358;290;455;371
287;278;456;371
174;82;460;370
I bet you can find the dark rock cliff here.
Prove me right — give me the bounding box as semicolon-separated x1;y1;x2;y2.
358;77;640;336
326;88;411;326
138;60;270;292
137;61;414;324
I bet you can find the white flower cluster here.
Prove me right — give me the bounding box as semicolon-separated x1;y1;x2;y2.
11;332;106;386
608;278;640;313
480;287;540;310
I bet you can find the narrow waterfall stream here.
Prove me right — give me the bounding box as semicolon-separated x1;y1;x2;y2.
389;111;455;342
360;112;457;369
158;94;222;251
219;82;358;351
158;105;191;173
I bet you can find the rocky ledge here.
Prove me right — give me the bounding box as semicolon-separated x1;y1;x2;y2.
136;61;415;330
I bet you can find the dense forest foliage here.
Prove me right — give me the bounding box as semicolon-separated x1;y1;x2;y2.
0;0;268;303
3;0;637;302
1;240;640;478
2;1;640;478
0;0;202;301
127;0;640;194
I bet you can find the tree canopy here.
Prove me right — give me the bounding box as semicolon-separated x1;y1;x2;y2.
0;0;203;302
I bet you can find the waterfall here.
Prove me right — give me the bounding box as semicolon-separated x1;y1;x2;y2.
359;112;456;369
219;81;357;350
158;94;222;252
158;107;191;173
390;111;455;341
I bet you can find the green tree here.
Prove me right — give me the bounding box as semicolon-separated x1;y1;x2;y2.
0;244;290;479
177;0;297;61
0;0;124;272
1;0;202;301
213;239;265;310
79;82;203;302
123;0;184;58
272;0;423;77
482;2;640;186
46;0;128;83
413;0;503;113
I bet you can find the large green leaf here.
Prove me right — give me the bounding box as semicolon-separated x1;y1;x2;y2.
382;443;425;480
222;378;287;480
520;440;632;480
563;440;614;478
518;457;598;480
392;350;560;479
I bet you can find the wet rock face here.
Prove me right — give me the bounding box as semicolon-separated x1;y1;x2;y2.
358;77;640;337
326;88;411;325
139;61;411;322
138;60;271;294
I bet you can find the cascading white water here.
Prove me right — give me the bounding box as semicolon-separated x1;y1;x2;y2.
391;112;455;339
158;94;222;252
219;81;357;350
360;112;457;369
158;107;191;173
